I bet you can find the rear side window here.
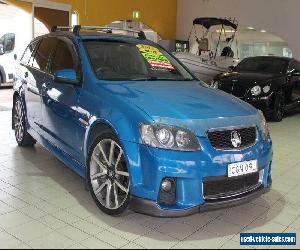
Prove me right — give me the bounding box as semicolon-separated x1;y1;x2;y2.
21;40;39;65
50;37;78;75
31;37;57;72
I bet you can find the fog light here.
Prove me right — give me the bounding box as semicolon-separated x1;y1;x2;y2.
161;179;172;192
158;178;176;205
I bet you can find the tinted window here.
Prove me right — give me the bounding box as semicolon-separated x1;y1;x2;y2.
84;41;195;81
50;38;78;75
21;40;39;65
296;62;300;72
31;37;57;72
235;57;288;74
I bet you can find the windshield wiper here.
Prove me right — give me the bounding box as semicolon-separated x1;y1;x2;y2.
127;77;195;81
130;77;152;81
176;78;195;81
153;78;195;81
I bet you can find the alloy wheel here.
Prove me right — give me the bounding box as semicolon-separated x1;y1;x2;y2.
90;139;130;210
14;99;24;142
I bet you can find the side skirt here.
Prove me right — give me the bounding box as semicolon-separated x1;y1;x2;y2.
28;127;86;178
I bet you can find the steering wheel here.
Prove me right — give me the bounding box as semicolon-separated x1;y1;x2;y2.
95;66;114;76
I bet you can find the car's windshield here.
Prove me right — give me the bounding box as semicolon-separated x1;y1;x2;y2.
84;40;195;81
235;57;288;74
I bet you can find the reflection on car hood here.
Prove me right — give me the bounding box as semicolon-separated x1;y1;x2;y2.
103;81;259;137
218;71;282;86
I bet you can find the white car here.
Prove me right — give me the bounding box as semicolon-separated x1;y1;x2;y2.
0;33;16;86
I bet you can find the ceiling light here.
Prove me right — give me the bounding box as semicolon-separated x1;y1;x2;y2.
247;27;255;30
260;29;267;33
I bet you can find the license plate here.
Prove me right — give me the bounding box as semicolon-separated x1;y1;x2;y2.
228;160;258;177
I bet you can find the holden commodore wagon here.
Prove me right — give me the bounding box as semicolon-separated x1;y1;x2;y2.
12;26;272;217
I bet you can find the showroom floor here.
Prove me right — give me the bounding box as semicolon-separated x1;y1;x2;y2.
0;88;300;249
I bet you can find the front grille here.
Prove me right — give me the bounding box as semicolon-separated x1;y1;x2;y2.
218;82;248;98
232;83;248;98
207;126;256;150
203;172;259;201
218;82;234;93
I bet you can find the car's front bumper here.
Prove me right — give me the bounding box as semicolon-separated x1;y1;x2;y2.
122;128;273;217
243;94;275;116
130;185;270;217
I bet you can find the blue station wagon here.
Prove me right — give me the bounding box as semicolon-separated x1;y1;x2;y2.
12;26;272;217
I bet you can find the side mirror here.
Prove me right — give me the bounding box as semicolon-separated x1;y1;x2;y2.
54;69;79;84
14;54;17;60
0;45;4;55
228;65;235;72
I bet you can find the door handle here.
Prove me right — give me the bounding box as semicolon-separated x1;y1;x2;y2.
24;72;28;78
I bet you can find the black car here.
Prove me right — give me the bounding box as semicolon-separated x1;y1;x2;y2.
212;56;300;121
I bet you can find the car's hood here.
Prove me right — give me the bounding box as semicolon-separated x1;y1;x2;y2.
103;81;260;137
218;71;281;86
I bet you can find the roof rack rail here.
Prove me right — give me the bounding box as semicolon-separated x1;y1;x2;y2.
51;26;73;32
51;25;146;39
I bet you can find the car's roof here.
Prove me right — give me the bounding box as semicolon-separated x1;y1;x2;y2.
36;31;155;45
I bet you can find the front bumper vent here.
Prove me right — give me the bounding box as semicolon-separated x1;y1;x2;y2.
203;172;260;201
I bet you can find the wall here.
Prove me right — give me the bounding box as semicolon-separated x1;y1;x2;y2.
34;7;69;30
6;0;177;39
0;2;32;55
177;0;300;59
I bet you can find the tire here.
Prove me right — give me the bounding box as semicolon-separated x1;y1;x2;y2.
271;91;285;122
13;96;36;147
87;131;130;216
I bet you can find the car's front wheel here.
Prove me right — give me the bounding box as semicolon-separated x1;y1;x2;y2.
272;91;285;122
13;96;36;146
87;132;130;215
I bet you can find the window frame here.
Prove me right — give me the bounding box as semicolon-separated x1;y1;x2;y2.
48;36;82;85
20;39;41;67
82;39;196;82
29;36;58;73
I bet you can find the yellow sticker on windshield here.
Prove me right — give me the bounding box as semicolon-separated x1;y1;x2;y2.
136;44;174;70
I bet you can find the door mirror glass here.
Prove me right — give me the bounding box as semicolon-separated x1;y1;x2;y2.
54;69;79;84
228;65;235;72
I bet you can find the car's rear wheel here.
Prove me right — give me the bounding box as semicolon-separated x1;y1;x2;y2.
87;132;130;215
13;96;36;146
272;91;285;122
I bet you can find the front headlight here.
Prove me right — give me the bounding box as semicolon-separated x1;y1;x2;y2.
251;85;261;96
140;124;200;151
263;85;271;94
258;110;269;140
